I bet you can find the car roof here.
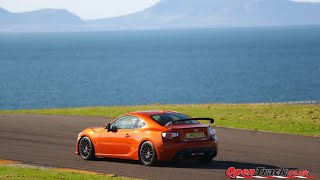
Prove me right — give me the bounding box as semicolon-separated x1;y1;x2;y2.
129;110;181;116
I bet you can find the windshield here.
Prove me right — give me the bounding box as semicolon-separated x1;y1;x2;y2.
151;113;199;126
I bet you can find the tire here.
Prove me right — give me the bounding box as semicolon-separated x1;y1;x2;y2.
197;153;214;164
79;136;96;160
139;141;158;166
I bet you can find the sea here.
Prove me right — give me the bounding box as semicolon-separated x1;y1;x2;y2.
0;26;320;110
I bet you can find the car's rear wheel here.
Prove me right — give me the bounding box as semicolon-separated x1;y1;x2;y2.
139;141;158;166
79;136;96;160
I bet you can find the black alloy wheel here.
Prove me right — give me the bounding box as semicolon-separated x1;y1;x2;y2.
139;141;158;166
79;136;96;160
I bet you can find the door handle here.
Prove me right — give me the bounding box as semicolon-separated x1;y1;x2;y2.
125;134;131;138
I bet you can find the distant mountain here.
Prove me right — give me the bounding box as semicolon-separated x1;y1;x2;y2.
1;0;320;32
0;8;84;32
88;0;320;30
0;7;8;13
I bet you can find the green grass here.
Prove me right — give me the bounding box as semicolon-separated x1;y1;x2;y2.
0;166;135;180
1;104;319;136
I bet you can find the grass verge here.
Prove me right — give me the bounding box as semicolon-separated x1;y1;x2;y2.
0;104;319;136
0;165;135;180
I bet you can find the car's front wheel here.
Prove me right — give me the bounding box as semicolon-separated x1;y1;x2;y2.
79;136;96;160
139;141;158;166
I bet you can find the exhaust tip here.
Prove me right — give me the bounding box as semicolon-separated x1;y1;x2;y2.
177;153;187;160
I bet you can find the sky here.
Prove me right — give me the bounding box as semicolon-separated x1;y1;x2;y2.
0;0;319;20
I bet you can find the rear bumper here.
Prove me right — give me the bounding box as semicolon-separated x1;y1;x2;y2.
174;147;217;160
156;140;218;161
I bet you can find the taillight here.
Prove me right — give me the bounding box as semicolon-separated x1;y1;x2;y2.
209;127;216;135
208;127;218;142
162;132;179;139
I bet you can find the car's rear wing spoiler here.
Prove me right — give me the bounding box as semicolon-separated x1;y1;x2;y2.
165;118;214;130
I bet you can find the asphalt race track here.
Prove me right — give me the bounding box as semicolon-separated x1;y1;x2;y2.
0;114;319;179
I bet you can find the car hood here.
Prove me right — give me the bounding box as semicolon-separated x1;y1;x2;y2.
80;127;105;135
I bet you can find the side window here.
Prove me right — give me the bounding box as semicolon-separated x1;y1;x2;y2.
152;115;161;121
112;116;144;129
135;118;146;128
112;116;133;129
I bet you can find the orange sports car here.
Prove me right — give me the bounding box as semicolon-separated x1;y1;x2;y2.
75;110;218;166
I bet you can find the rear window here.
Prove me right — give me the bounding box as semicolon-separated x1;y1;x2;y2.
151;113;199;126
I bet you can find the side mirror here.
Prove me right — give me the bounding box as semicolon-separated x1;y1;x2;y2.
106;123;111;132
106;123;118;132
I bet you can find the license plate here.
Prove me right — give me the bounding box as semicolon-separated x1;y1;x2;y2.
186;132;204;138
